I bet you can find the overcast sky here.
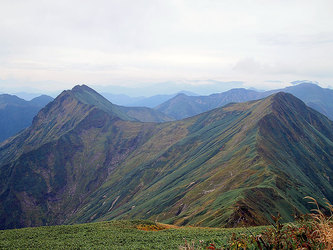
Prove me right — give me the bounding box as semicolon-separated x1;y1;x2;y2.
0;0;333;95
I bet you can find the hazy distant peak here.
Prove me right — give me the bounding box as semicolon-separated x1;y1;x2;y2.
177;90;198;96
225;88;248;92
30;95;54;106
290;82;321;88
290;80;319;86
0;94;26;106
175;92;188;97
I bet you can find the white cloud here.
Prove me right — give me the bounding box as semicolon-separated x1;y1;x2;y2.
0;0;333;93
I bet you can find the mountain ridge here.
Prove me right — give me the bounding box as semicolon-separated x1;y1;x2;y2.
155;83;333;121
75;92;332;227
0;86;332;230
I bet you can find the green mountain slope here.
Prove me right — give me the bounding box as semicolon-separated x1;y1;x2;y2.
280;83;333;120
70;93;333;227
68;85;173;122
156;83;333;120
0;85;167;229
0;220;265;249
0;86;332;230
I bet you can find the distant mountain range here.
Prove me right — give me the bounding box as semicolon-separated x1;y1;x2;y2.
2;83;332;144
0;94;54;142
155;83;333;120
1;85;332;229
0;89;174;143
102;91;197;108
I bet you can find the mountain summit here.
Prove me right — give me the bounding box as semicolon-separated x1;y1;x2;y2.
0;87;332;229
0;85;160;228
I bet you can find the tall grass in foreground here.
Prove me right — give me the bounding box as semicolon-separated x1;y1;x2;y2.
305;196;333;249
180;197;333;249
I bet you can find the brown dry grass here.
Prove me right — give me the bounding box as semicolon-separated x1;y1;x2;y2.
135;222;179;231
305;196;333;249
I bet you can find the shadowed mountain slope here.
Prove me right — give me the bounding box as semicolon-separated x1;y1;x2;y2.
0;94;53;142
0;85;159;229
0;86;332;230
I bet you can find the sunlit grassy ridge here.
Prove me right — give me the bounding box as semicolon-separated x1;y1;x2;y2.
0;220;265;249
1;85;333;229
2;199;332;249
68;93;333;228
2;198;333;249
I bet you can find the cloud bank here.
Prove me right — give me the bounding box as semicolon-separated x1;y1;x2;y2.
0;0;332;93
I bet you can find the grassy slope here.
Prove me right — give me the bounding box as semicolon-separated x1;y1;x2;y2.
72;85;174;122
72;98;271;226
0;109;157;229
282;83;333;120
1;86;333;230
257;93;333;211
0;86;160;229
71;93;333;228
0;220;265;249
